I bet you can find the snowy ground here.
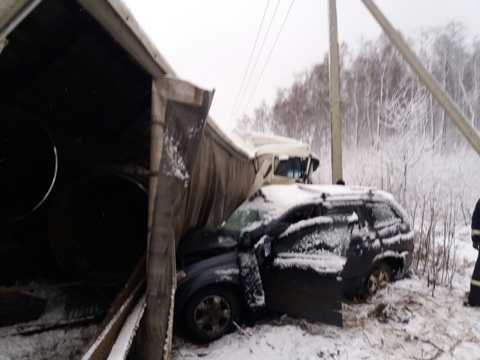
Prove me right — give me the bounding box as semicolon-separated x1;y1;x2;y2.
172;276;479;360
0;227;479;360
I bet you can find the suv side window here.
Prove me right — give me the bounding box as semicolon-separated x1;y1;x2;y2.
275;204;350;256
322;201;367;227
275;204;319;253
368;202;400;228
282;204;319;224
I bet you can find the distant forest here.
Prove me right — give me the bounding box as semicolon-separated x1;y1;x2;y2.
235;22;480;155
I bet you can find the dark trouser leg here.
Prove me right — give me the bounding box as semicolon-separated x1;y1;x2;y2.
468;250;480;305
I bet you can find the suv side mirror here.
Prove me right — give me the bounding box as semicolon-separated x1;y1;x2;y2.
254;235;272;266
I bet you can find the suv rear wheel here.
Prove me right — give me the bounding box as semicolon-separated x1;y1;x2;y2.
365;263;392;297
182;285;241;343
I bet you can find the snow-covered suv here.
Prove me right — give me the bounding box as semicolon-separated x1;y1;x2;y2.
175;184;414;342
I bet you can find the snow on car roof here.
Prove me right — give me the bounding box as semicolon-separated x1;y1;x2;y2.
259;183;410;223
260;183;379;207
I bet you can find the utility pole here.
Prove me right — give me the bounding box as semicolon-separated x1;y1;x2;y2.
329;0;343;183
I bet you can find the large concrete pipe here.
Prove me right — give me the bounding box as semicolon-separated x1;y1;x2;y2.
0;115;57;223
49;174;147;285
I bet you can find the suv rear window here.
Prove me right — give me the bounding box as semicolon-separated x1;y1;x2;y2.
367;202;401;228
322;201;367;226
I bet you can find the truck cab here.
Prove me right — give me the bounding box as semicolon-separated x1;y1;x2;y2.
240;131;319;186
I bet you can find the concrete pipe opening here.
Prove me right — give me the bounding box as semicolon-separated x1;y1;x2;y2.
0;116;57;223
49;174;147;285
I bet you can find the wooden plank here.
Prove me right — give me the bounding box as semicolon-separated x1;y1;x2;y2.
82;252;146;360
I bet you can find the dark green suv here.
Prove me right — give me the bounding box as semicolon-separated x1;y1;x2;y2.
175;184;414;343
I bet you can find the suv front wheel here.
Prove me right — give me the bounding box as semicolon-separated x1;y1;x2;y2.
182;285;241;343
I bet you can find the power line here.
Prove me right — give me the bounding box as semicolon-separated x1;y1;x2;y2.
227;0;271;129
229;0;282;130
241;0;295;124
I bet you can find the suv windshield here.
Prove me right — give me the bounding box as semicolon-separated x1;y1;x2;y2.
220;195;279;240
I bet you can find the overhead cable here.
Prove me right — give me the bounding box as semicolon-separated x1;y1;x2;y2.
229;0;282;130
227;0;271;129
241;0;295;122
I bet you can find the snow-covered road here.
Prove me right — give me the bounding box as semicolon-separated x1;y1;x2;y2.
1;230;479;360
172;233;480;360
172;275;480;360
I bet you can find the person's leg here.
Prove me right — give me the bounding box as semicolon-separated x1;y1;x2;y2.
468;251;480;306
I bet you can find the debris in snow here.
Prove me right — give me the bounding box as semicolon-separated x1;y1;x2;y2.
368;303;412;324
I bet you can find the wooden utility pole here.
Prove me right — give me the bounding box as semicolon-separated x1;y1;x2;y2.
329;0;343;183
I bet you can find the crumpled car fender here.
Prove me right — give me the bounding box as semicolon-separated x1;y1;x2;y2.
175;252;243;313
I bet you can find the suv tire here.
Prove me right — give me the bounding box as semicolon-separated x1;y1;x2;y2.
182;285;241;343
365;263;392;297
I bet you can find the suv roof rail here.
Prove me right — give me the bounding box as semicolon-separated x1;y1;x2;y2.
297;184;330;197
297;183;379;200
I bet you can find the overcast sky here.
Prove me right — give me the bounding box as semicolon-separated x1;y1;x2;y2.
122;0;480;133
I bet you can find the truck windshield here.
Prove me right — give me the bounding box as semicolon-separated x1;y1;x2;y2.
273;156;308;180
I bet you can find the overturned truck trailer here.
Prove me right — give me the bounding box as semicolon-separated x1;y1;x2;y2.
0;0;321;358
0;0;256;286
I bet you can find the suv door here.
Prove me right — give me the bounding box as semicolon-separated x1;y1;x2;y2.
320;200;379;297
340;200;409;297
259;204;343;327
367;199;413;260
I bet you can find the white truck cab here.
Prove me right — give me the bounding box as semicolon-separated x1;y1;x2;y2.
239;131;319;193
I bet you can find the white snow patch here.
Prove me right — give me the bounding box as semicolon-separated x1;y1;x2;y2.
163;132;190;185
381;229;415;246
215;268;240;282
280;216;333;238
238;252;265;308
273;252;346;274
